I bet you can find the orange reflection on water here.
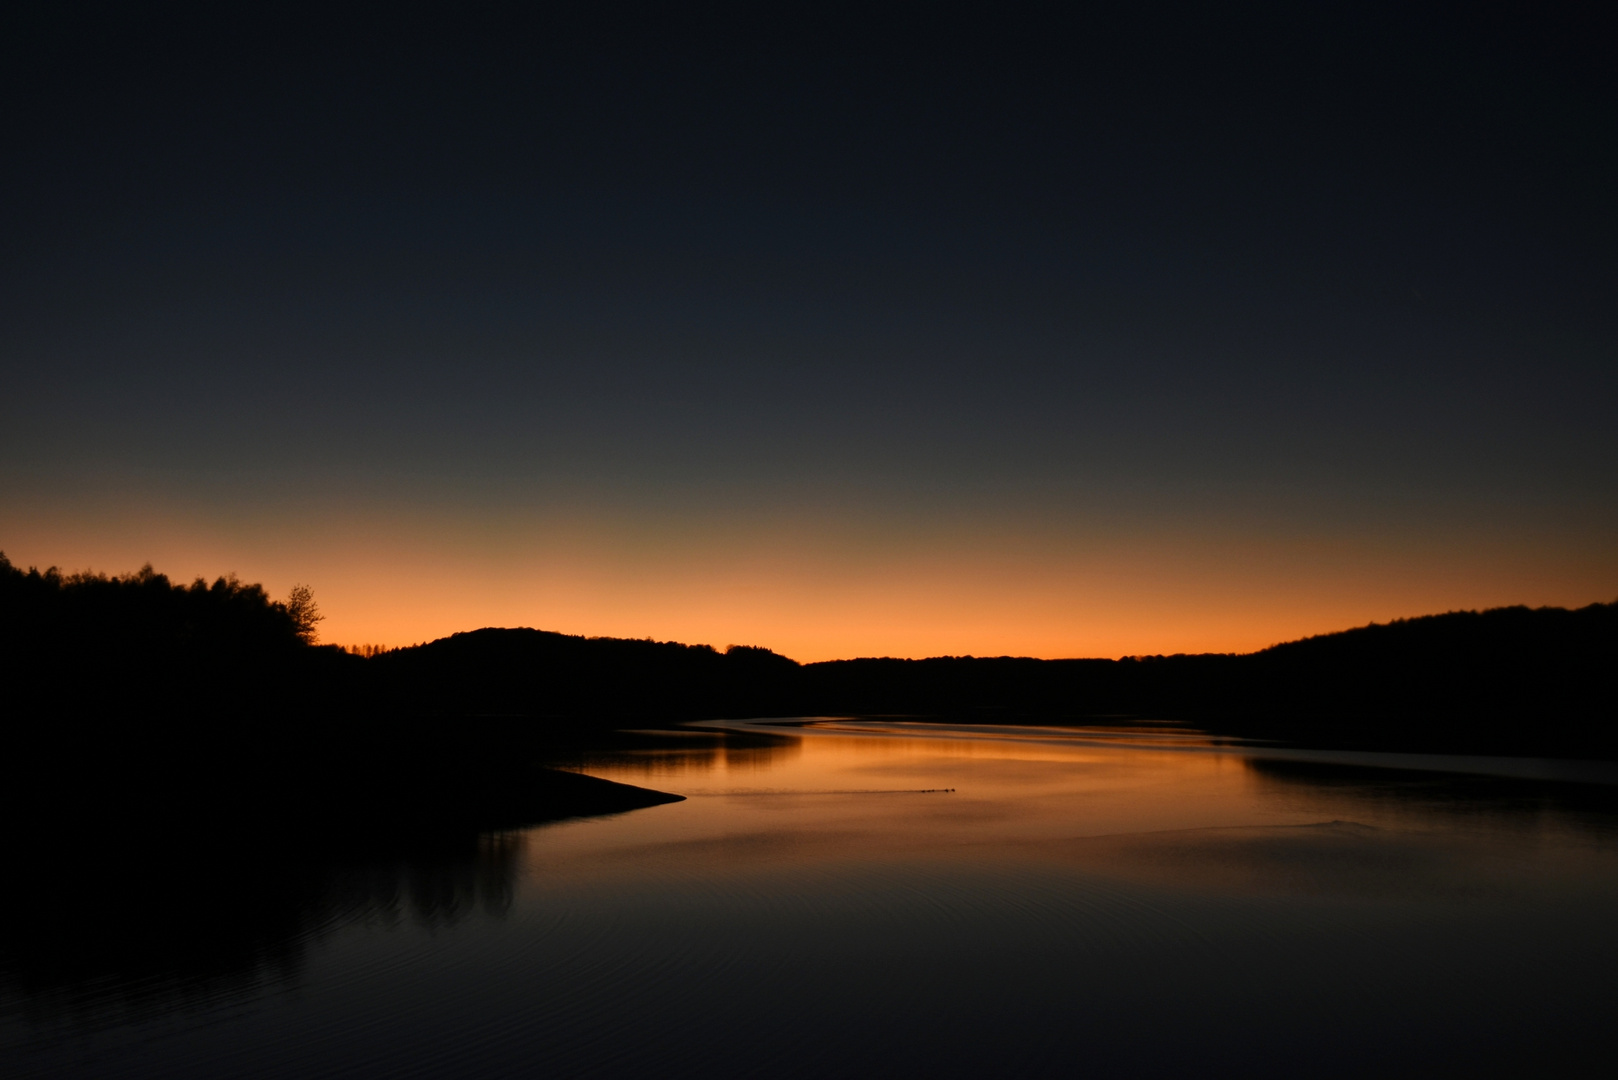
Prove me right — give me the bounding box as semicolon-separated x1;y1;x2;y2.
533;719;1618;901
537;720;1283;879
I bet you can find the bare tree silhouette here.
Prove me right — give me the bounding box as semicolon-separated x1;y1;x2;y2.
285;584;323;644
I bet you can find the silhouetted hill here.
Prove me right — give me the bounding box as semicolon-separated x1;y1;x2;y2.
796;604;1617;755
363;627;799;722
337;602;1615;756
0;554;683;834
1236;603;1617;737
4;552;1614;767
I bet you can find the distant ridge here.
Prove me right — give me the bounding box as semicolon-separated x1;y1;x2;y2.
2;553;1614;758
345;601;1617;741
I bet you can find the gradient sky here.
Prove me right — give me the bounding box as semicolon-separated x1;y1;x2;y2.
2;3;1614;660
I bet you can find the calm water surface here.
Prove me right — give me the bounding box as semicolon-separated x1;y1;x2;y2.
6;719;1618;1078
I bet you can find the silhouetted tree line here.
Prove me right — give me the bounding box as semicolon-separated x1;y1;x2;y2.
0;553;327;717
346;605;1616;755
0;553;684;835
356;627;804;724
801;605;1617;754
4;553;1615;805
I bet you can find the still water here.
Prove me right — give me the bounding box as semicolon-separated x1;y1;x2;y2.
6;718;1618;1078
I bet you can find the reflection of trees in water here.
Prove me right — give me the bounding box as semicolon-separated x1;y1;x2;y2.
559;727;802;779
0;829;525;1027
1243;756;1618;837
328;831;523;929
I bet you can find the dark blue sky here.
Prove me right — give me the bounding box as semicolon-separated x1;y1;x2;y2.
2;3;1613;656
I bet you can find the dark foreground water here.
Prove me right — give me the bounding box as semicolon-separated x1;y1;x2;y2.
6;718;1618;1079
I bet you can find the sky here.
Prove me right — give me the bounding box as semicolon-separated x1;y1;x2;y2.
2;3;1614;660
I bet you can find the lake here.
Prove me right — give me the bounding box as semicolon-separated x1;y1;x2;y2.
6;717;1618;1078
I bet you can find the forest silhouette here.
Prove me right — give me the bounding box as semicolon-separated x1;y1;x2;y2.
3;551;1615;842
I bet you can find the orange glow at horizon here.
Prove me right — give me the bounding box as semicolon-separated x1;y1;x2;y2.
4;498;1614;662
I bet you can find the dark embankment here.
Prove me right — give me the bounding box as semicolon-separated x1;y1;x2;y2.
798;603;1618;756
346;603;1616;757
0;555;682;836
360;629;801;725
4;552;1614;775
